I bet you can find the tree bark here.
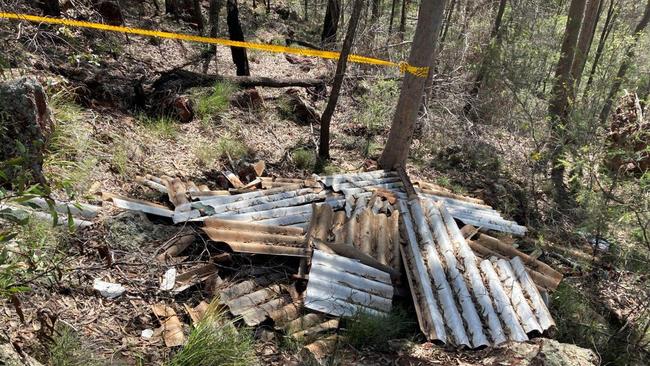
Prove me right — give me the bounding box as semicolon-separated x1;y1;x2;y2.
318;0;364;160
166;0;179;15
371;0;381;22
226;0;250;76
379;0;447;170
547;0;587;207
321;0;341;45
38;0;61;16
599;0;650;123
570;0;602;90
192;0;205;34
584;0;617;96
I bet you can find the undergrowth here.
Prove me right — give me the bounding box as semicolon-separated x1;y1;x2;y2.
292;148;316;170
343;307;414;349
49;322;101;366
137;114;179;139
169;302;256;366
196;82;237;126
46;95;100;193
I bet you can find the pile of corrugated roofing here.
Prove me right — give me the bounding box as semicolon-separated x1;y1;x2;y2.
103;165;563;359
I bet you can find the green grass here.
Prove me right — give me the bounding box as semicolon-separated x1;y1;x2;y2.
343;307;414;349
46;98;100;193
49;322;101;366
196;82;237;124
214;137;250;161
169;302;256;366
137;114;179;139
292;148;316;171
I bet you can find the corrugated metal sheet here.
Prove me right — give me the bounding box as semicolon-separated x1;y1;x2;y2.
202;218;310;257
304;249;394;317
398;198;555;348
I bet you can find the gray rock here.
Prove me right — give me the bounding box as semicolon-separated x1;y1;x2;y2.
0;78;54;186
0;343;43;366
483;338;599;366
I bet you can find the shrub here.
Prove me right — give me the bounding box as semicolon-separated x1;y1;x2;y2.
292;148;316;171
137;114;179;140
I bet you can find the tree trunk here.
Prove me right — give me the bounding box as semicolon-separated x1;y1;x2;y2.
570;0;602;90
304;0;309;20
166;0;179;15
318;0;364;160
203;0;223;73
379;0;447;170
388;0;397;34
38;0;61;16
547;0;587;208
462;0;507;116
584;0;617;96
321;0;341;45
372;0;381;22
226;0;250;76
398;0;407;39
193;0;205;34
266;0;271;14
599;0;650;123
439;0;457;46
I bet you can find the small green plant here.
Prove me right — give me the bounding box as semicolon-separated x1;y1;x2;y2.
137;114;179;139
193;141;221;166
197;82;237;123
169;302;256;366
293;148;316;171
343;307;413;349
215;137;249;161
49;322;101;366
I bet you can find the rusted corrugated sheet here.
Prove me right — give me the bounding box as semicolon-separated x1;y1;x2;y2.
399;198;555;348
304;249;394;317
202;218;310;257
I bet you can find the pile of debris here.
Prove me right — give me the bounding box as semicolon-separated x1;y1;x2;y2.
10;164;564;363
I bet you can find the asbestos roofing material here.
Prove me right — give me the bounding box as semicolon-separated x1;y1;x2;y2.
202;219;309;257
304;249;394;317
218;273;296;326
398;199;555;348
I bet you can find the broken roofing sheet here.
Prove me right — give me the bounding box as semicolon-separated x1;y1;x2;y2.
103;168;560;352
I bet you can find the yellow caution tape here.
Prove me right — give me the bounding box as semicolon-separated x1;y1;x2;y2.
0;12;429;77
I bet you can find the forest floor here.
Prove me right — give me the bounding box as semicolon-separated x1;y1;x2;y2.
0;1;648;365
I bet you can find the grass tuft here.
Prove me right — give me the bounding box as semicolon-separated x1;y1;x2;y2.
49;322;101;366
197;82;237;124
137;114;179;140
343;307;413;349
169;302;256;366
216;137;250;161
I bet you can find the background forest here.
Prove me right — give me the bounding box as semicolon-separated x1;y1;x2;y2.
0;0;649;364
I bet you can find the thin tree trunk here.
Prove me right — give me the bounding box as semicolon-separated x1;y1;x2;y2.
372;0;381;22
461;0;507;116
304;0;309;20
166;0;179;15
398;0;407;40
318;0;364;160
547;0;587;208
388;0;397;34
321;0;341;45
584;0;617;96
439;0;457;46
570;0;602;90
203;0;223;73
226;0;250;76
266;0;271;13
39;0;61;16
599;0;650;123
193;0;205;34
379;0;447;170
